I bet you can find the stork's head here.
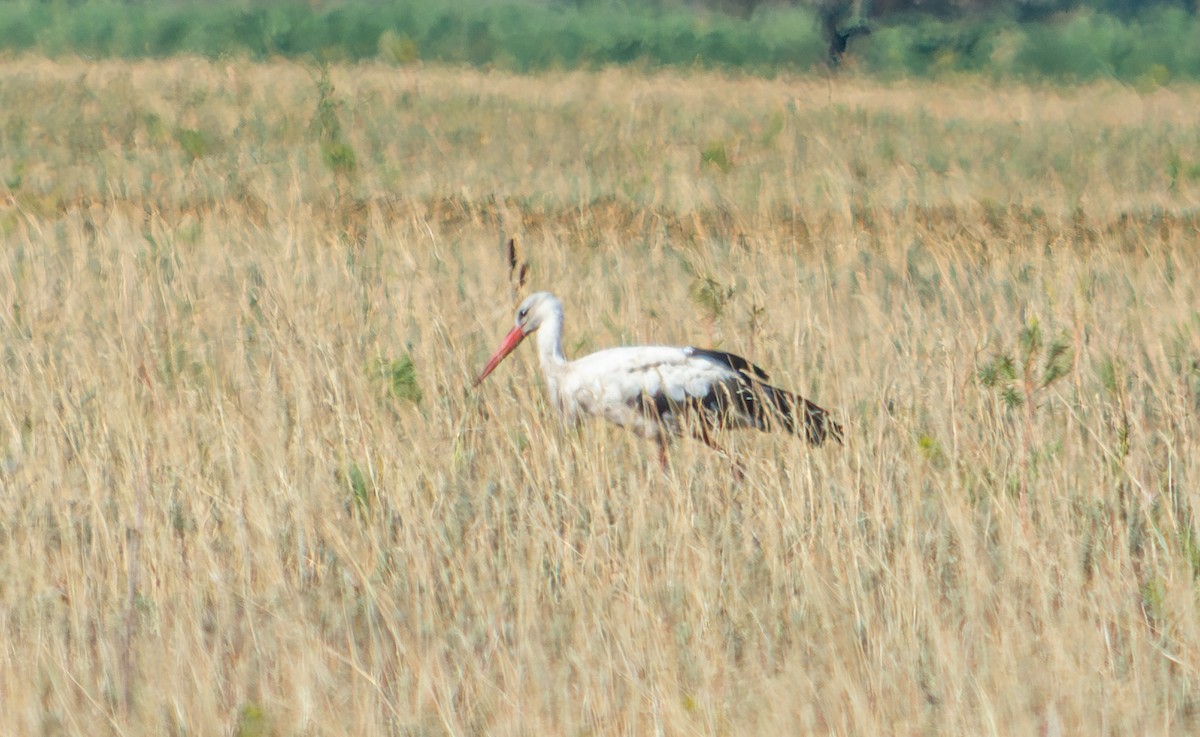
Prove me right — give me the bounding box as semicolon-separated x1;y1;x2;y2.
474;292;561;386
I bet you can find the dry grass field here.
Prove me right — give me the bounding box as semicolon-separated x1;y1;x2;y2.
2;57;1200;736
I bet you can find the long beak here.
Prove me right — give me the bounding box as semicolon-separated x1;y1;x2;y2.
474;326;526;387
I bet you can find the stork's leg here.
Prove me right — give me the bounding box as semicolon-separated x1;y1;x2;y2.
656;437;670;471
693;423;745;482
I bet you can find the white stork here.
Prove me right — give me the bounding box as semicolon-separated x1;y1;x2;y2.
475;292;843;468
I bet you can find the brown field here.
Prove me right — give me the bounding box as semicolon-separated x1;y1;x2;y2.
2;58;1200;736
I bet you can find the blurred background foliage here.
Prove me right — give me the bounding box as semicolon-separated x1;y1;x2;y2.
0;0;1196;82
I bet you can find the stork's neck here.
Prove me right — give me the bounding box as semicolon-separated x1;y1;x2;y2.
535;304;567;374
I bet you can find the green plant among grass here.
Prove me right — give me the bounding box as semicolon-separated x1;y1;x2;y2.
311;66;357;180
979;317;1073;409
689;276;734;319
235;702;268;737
311;66;343;143
1139;575;1167;624
378;29;419;65
700;140;733;172
372;354;422;404
320;140;357;178
341;462;371;516
172;127;212;162
5;161;24;191
1166;148;1200;194
688;275;735;342
1095;354;1132;467
917;432;948;468
979;316;1074;461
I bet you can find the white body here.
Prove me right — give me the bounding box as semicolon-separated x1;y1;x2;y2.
525;295;756;440
543;343;745;439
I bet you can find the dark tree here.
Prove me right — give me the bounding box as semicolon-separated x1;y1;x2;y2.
814;0;873;66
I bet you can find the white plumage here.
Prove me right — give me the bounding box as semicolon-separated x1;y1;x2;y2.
475;292;842;466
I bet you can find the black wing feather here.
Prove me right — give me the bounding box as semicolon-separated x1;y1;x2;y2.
685;347;771;381
636;348;844;446
739;379;844;446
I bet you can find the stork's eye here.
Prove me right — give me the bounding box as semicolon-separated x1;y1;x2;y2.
518;307;528;321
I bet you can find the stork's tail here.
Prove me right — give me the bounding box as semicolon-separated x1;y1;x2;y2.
756;382;844;446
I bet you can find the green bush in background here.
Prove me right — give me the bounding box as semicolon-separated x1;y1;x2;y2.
0;0;1197;82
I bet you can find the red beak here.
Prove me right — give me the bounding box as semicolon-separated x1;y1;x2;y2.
474;326;526;386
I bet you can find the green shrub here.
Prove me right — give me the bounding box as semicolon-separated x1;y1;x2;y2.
1;0;1199;82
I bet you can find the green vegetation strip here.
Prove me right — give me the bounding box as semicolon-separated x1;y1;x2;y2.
1;0;1199;82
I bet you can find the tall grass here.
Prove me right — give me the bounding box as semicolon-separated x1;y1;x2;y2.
1;58;1200;735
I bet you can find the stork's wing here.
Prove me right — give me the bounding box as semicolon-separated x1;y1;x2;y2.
683;348;771;380
564;346;842;445
683;348;843;445
564;345;740;409
681;347;804;435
